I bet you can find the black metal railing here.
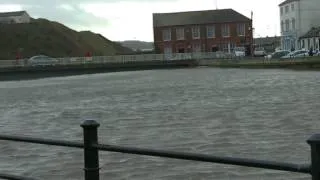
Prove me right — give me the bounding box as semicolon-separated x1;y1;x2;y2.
0;120;319;180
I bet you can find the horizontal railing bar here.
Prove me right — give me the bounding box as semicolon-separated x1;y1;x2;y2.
0;134;311;174
0;135;84;149
0;173;37;180
93;143;311;174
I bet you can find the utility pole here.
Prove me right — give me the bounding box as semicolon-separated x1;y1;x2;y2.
215;0;218;10
251;11;254;57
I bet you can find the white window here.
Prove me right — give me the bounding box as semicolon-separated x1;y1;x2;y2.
281;21;284;32
292;18;296;30
291;4;294;11
285;19;289;31
206;25;215;38
285;5;289;13
176;28;184;40
162;29;171;41
222;24;230;37
164;46;172;60
280;7;283;15
192;44;201;52
164;46;172;54
222;43;229;52
192;26;200;39
237;24;245;36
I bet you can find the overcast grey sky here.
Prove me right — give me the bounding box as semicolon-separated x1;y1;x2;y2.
0;0;284;41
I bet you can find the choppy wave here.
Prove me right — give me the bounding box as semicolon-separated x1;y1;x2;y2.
0;68;319;180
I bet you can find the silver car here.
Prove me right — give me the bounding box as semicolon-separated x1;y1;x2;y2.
281;50;308;59
28;55;59;66
265;50;290;60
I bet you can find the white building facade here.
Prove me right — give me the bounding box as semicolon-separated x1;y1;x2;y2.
279;0;320;50
0;11;31;24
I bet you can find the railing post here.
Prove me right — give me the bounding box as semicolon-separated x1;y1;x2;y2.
81;120;100;180
308;134;320;180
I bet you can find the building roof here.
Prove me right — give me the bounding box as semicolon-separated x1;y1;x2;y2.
0;11;27;17
279;0;299;6
153;9;251;27
300;27;320;39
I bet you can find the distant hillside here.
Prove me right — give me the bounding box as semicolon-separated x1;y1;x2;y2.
0;18;133;60
119;40;154;51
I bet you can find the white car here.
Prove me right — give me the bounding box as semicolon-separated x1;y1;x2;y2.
264;50;290;60
28;55;59;66
281;50;308;59
254;47;266;57
234;47;246;57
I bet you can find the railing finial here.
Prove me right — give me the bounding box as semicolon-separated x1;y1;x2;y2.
81;119;100;128
307;134;320;180
81;119;100;180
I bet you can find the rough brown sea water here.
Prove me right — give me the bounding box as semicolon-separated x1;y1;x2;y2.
1;67;320;180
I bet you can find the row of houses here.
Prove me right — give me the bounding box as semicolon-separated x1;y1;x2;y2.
152;9;253;55
4;4;317;54
279;0;320;50
1;8;255;56
152;0;320;54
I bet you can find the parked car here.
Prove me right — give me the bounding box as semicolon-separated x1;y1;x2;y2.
28;55;59;66
254;47;266;57
234;47;246;57
264;50;290;60
281;50;308;59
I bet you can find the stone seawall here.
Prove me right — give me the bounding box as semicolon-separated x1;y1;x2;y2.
0;60;197;81
197;57;320;70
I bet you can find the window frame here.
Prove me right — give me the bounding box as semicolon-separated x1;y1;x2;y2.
162;29;171;41
292;18;296;30
285;5;289;13
176;28;185;40
192;26;200;39
237;24;245;36
285;19;290;31
222;24;230;37
192;43;201;52
206;25;216;38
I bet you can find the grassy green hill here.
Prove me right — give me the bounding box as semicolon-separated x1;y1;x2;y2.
0;18;133;60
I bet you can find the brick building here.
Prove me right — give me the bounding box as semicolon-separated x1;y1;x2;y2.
153;9;253;55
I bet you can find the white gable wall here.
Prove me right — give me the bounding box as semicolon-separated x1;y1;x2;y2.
0;12;31;24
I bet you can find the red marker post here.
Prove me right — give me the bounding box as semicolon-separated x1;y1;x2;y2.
15;52;21;65
85;51;92;62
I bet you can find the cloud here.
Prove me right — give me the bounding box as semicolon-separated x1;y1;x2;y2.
0;0;281;41
0;4;22;11
0;1;110;30
0;0;177;31
58;4;76;11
